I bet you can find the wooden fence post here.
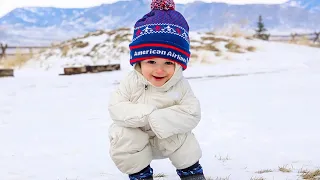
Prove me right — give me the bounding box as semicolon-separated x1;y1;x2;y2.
0;43;8;59
0;43;3;59
314;32;320;43
266;34;270;41
290;33;297;42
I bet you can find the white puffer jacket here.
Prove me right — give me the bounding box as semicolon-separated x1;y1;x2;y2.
108;64;202;174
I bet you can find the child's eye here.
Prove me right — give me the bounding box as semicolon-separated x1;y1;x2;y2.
147;60;156;64
165;61;174;65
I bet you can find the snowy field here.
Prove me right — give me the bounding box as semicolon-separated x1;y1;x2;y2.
1;40;320;180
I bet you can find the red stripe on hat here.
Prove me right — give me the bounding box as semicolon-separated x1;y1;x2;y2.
130;43;190;57
130;56;187;70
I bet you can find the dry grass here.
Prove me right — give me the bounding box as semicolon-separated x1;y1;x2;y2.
60;45;70;57
188;53;199;64
201;44;220;52
114;34;130;43
153;173;166;178
190;53;199;59
201;36;229;42
107;30;117;36
278;165;292;173
295;39;320;48
247;46;257;52
190;45;201;50
191;39;202;44
232;31;245;38
215;51;223;57
215;154;231;162
91;30;105;37
212;175;231;180
106;28;128;36
250;177;266;180
84;30;107;38
84;32;91;38
204;31;216;36
0;49;33;68
189;51;220;64
274;35;320;48
200;52;214;64
117;27;131;32
38;48;48;54
246;36;254;40
300;169;320;179
255;169;273;174
298;168;310;174
296;36;311;45
73;41;89;48
191;43;220;52
225;41;243;53
213;24;252;38
310;44;320;48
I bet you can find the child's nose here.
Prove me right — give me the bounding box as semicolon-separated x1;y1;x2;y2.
155;66;165;74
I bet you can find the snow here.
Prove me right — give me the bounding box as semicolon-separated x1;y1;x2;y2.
22;7;45;16
1;37;320;180
16;14;37;23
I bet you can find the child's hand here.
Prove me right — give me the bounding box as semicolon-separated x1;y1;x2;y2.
122;113;151;128
147;79;201;139
109;99;157;128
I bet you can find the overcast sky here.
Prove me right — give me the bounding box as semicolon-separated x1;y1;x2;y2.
0;0;289;17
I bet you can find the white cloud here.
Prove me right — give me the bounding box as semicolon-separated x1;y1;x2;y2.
0;0;289;18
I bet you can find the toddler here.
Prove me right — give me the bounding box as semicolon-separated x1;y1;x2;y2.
108;0;206;179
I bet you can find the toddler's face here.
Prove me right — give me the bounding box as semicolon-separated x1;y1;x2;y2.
140;58;175;87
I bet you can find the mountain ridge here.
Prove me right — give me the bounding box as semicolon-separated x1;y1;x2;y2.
0;0;319;45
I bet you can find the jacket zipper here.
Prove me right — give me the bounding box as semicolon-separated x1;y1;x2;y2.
144;84;148;104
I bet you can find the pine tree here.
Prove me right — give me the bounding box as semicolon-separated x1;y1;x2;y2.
255;15;269;40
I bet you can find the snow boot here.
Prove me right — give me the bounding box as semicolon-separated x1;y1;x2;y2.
180;174;206;180
129;165;154;180
177;161;206;180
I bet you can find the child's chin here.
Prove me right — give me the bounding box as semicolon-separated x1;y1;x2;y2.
150;81;165;87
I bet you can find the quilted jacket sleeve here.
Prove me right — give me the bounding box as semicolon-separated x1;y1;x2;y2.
148;79;201;139
108;72;157;128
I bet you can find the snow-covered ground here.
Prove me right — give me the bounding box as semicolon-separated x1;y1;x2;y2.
1;38;320;180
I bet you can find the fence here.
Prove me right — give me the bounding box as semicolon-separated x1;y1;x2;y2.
0;44;50;59
268;32;320;43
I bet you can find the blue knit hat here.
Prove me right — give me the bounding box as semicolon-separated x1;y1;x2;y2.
129;0;190;70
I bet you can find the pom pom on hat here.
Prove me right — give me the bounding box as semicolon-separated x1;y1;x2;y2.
151;0;175;10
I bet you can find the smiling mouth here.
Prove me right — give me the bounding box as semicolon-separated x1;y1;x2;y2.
152;76;165;80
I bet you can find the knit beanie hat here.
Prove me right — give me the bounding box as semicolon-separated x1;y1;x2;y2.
129;0;190;70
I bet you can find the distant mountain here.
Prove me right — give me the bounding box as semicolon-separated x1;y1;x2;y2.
0;1;149;30
0;0;319;45
284;0;320;11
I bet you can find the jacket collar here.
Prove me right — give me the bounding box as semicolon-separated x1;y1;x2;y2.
134;63;183;92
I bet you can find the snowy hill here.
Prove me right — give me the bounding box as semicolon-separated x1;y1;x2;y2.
20;28;132;73
16;28;260;75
